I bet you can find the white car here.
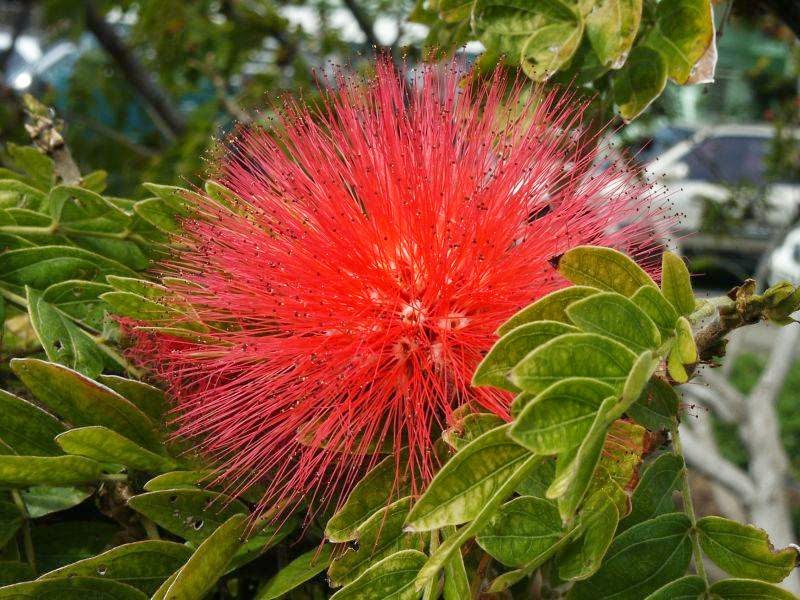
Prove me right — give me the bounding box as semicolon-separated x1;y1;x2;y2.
767;227;800;285
645;124;800;236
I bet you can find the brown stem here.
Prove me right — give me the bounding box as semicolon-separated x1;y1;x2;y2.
22;95;82;185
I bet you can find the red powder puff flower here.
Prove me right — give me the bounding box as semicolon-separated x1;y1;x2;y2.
133;61;665;519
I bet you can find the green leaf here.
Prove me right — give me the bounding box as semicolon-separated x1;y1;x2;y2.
0;561;35;586
156;513;247;600
41;280;111;330
612;45;668;121
620;350;658;411
473;321;578;391
557;246;656;297
515;457;556;498
56;427;176;472
707;578;798;599
326;453;409;542
631;285;679;337
30;520;120;572
498;286;599;335
557;492;619;580
0;389;64;456
442;526;470;600
0;246;135;292
49;186;130;233
510;333;637;394
143;470;265;505
696;516;797;583
96;375;166;423
80;170;108;193
0;577;146;599
414;454;543;591
627;378;679;430
661;252;695;316
142;183;194;205
405;425;530;531
476;496;562;567
26;287;107;378
547;397;616;520
566;291;661;352
5;144;53;189
330;550;427;600
127;489;247;544
39;540;192;595
475;0;584;81
0;501;22;548
21;486;92;518
664;336;686;375
329;497;423;587
443;413;505;450
569;513;693;600
582;0;642;68
487;528;577;592
0;179;46;205
675;317;697;364
255;546;334;600
647;0;714;84
11;358;161;453
0;455;104;487
621;453;683;530
101;291;178;322
644;575;706;599
133;196;187;234
227;518;297;573
510;378;615;454
106;275;166;298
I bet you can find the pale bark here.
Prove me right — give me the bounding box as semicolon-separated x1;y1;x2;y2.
681;323;800;593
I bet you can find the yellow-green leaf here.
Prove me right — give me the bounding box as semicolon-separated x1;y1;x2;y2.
55;426;176;473
581;0;642;68
566;291;661;352
556;246;656;297
158;514;247;600
510;378;615;454
498;286;599;335
328;498;423;587
255;546;334;600
570;513;693;600
0;455;104;487
612;45;668;121
39;540;192;596
330;550;427;600
476;496;563;567
647;0;714;84
11;358;161;453
405;425;530;531
696;516;797;583
510;333;637;394
473;321;578;391
661;251;695;316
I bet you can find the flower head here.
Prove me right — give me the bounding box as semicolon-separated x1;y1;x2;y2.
134;61;664;518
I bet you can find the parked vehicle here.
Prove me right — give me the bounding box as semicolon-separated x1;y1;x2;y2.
645;124;800;287
767;227;800;285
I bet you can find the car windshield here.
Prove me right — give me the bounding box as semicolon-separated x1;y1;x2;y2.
684;135;769;185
